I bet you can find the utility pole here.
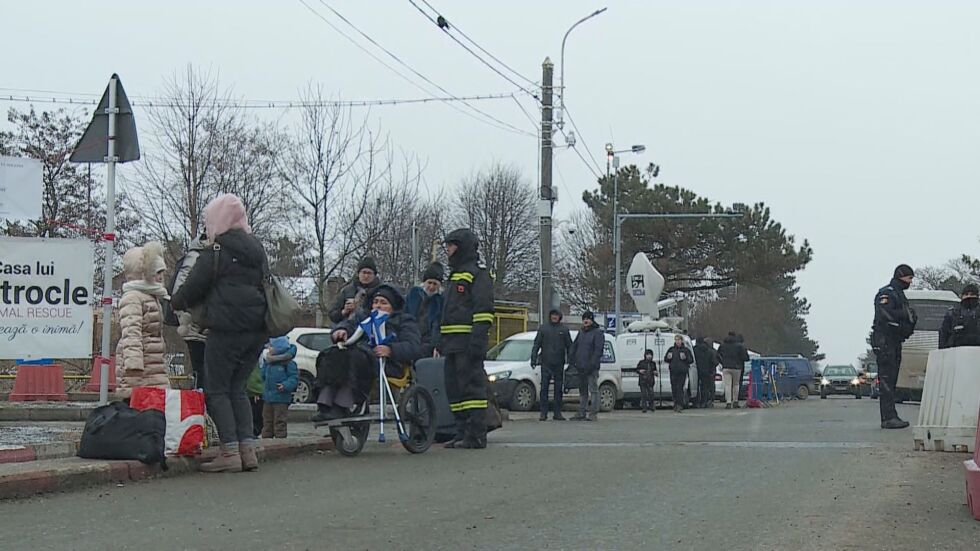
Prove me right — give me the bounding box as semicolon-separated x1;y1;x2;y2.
539;57;554;315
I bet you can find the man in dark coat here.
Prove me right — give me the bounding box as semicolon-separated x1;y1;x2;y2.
531;309;573;421
872;264;917;429
569;311;605;422
693;337;718;408
328;257;382;324
717;331;750;409
939;283;980;349
664;334;694;413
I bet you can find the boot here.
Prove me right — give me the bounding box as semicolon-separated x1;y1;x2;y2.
553;413;566;421
539;412;548;421
444;414;467;448
725;403;732;410
881;418;910;429
199;443;243;473
732;402;741;409
240;440;259;472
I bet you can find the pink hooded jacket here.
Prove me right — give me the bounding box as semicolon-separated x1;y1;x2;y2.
204;193;251;241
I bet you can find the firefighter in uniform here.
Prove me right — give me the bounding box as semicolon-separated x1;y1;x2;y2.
872;264;917;429
440;229;495;449
940;283;980;349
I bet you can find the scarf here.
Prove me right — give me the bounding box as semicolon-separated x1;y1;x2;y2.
123;280;169;300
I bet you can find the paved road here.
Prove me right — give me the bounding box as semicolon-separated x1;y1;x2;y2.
1;399;976;550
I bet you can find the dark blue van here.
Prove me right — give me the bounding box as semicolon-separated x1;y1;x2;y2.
740;356;817;400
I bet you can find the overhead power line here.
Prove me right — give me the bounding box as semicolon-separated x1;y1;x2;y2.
561;104;605;176
406;0;540;99
303;0;533;137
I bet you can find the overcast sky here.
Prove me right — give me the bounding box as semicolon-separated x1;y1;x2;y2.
4;0;979;365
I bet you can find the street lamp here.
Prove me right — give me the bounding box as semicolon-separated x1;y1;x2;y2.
612;211;744;335
605;143;647;332
559;7;608;126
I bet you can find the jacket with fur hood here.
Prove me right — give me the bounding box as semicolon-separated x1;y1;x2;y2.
116;242;171;398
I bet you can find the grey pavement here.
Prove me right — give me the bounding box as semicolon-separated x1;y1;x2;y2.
0;398;976;550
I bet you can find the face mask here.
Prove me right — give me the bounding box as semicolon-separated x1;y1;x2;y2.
963;297;979;309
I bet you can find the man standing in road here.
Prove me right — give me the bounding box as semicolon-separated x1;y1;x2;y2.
531;309;573;421
693;337;718;408
872;264;918;429
939;283;980;349
569;311;604;422
718;331;749;409
664;334;694;413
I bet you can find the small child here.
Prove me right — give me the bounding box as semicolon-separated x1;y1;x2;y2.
260;336;299;438
636;349;657;413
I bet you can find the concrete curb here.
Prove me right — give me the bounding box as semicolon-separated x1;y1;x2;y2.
0;441;79;464
0;436;335;500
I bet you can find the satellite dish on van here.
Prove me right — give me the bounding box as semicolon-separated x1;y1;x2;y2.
626;252;665;318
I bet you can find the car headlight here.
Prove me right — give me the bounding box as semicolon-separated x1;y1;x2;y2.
851;378;860;385
821;378;830;385
488;371;512;383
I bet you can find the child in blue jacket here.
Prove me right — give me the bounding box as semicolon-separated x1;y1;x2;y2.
260;336;299;438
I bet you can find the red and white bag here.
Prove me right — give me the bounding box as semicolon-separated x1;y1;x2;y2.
130;387;206;456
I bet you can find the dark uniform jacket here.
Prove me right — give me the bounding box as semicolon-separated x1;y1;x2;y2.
440;230;494;355
531;320;573;368
939;303;980;349
872;278;917;344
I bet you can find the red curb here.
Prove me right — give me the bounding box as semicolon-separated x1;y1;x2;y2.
0;448;36;464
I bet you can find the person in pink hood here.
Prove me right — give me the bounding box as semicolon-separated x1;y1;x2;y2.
172;194;269;473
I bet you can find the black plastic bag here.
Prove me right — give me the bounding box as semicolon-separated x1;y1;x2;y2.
77;401;168;470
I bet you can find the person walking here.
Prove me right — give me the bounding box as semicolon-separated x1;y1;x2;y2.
872;264;918;429
717;331;750;409
405;262;445;357
172;193;269;473
664;335;694;413
531;309;573;421
635;349;657;413
693;337;718;408
116;241;171;400
440;229;495;448
328;257;382;324
260;336;299;439
170;232;208;390
569;311;605;422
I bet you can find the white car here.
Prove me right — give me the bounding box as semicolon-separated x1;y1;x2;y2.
618;333;725;405
286;327;334;403
484;331;623;413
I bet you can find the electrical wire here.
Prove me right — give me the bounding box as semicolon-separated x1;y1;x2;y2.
305;0;534;137
406;0;539;99
562;104;606;176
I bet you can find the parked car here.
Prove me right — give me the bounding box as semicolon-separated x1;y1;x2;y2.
484;331;622;412
740;356;817;400
819;365;863;399
615;329;706;406
286;327;334;403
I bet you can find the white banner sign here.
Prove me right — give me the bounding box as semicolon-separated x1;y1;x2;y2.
0;237;95;359
0;156;43;221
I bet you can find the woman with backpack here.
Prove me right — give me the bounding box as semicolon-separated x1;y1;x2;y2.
172;193;269;473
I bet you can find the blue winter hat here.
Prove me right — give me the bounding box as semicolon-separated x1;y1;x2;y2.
268;336;291;355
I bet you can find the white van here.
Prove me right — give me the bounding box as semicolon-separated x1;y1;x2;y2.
616;328;711;406
484;331;622;412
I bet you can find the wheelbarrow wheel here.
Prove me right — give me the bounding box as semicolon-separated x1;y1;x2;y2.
330;421;370;457
398;385;437;454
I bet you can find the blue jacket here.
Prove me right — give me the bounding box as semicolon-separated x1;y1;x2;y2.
570;324;605;374
405;286;444;347
261;336;299;404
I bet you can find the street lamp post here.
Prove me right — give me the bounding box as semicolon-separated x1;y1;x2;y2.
606;143;646;333
613;212;744;334
560;7;608;119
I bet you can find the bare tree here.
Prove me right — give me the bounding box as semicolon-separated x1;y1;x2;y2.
279;84;391;324
453;163;537;298
554;209;612;311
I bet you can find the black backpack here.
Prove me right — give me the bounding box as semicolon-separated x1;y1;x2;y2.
77;402;168;470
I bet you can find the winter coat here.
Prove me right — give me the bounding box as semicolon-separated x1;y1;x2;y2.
636;358;657;387
570;324;605;374
405;286;444;350
531;319;573;368
246;365;264;398
261;336;299;404
717;336;749;370
171;229;268;335
693;342;719;375
171;236;206;342
328;277;382;324
439;229;494;356
664;344;694;374
338;310;425;367
115;242;171;399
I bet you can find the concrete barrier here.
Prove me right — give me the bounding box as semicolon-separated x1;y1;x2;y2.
913;347;980;453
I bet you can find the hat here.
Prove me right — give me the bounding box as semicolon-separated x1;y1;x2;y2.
369;284;405;311
548;308;562;320
581;311;595;321
357;257;378;274
963;283;980;296
894;264;915;279
421;262;444;283
204;193;251;241
122;241;166;283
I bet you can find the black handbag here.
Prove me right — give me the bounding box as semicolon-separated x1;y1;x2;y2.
77;401;167;469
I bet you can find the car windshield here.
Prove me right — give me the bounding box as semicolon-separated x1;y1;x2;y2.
486;339;533;362
823;366;855;377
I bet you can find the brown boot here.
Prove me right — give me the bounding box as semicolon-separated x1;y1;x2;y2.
240;440;259;472
199;444;243;473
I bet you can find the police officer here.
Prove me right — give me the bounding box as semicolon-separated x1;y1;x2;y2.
940;283;980;349
872;264;918;429
440;229;495;449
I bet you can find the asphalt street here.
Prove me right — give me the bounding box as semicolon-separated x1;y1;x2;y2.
0;398;976;551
